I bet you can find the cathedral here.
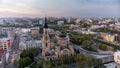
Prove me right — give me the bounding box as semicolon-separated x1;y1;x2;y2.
41;17;74;60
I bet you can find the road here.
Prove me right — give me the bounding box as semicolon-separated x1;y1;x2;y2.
94;38;120;46
74;44;113;55
11;34;20;51
73;44;114;64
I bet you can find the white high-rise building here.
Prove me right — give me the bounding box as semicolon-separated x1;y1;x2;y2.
39;19;44;26
57;21;64;25
0;19;4;25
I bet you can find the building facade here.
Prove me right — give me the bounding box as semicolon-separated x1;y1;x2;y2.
41;18;74;60
19;40;42;50
101;33;118;43
114;51;120;64
0;38;11;51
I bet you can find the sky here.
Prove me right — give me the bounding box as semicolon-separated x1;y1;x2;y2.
0;0;120;17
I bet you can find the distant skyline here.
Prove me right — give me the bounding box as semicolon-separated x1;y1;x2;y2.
0;0;120;17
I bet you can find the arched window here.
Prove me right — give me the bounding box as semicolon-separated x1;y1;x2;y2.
45;30;47;35
63;50;68;55
46;43;47;47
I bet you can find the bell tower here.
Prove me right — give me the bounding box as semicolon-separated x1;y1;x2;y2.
42;17;50;57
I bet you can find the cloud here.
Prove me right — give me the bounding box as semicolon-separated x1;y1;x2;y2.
0;11;43;17
0;0;120;17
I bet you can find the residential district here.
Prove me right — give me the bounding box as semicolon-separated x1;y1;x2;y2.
0;17;120;68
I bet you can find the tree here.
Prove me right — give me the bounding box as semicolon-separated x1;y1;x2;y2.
76;53;87;68
76;53;96;68
46;60;52;68
20;48;39;61
61;64;67;68
86;56;95;68
23;57;32;67
98;43;108;51
18;57;32;68
18;58;24;68
37;61;43;68
94;59;104;68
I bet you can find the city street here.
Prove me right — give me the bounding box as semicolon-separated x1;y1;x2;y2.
3;34;20;68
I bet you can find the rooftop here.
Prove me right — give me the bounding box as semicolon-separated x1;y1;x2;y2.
59;34;66;37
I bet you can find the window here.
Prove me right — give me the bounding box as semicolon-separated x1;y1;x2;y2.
46;43;47;47
4;48;7;50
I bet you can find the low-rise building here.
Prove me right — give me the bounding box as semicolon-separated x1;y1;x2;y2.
75;18;81;24
31;27;40;36
57;21;64;25
19;40;42;50
0;38;11;51
115;23;120;30
114;51;120;64
101;33;118;43
90;25;106;30
19;33;42;50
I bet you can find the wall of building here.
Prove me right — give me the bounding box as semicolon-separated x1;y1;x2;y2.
101;33;117;43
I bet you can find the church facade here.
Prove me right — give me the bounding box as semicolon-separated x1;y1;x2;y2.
41;18;74;60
